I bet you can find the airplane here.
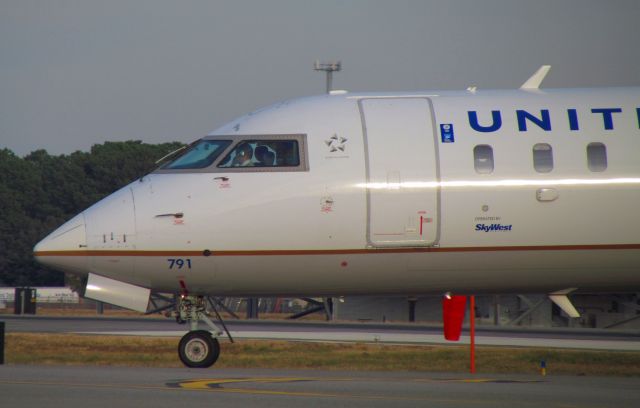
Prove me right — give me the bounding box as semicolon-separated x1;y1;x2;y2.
33;66;640;367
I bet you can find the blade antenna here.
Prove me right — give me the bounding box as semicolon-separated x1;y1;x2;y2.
520;65;551;89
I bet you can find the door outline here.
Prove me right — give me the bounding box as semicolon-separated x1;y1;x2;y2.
357;97;442;247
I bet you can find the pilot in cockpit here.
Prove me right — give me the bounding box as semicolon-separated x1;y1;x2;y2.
231;144;254;167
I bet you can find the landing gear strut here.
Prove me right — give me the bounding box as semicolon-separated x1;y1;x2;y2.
175;295;232;368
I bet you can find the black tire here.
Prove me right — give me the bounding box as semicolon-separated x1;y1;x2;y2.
178;330;220;368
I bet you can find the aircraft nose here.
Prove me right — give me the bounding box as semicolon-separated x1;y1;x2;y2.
33;213;88;274
83;186;136;250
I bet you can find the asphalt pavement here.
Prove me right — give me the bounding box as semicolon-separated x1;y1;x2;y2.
1;365;639;408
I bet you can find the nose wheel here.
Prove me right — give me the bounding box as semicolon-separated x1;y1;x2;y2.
178;330;220;368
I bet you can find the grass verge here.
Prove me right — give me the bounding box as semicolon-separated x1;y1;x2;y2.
5;333;640;376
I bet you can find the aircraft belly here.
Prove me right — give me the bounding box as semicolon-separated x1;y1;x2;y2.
167;248;640;296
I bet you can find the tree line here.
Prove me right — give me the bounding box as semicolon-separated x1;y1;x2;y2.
0;140;183;287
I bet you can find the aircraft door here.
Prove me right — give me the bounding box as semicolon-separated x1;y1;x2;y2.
360;98;439;247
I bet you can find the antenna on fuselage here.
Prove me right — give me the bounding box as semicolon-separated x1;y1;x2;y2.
314;60;342;94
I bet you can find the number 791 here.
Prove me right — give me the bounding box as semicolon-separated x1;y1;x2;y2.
167;258;192;269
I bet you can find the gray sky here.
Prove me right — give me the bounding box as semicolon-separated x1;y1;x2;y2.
1;0;639;156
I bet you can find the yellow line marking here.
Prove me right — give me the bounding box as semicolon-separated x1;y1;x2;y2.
0;376;547;404
175;377;314;389
0;378;414;401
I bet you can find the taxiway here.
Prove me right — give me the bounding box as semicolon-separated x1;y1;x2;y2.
1;365;638;408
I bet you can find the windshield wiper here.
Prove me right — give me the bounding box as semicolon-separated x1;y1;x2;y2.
155;145;188;165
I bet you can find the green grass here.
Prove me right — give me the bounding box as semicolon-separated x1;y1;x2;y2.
6;333;640;376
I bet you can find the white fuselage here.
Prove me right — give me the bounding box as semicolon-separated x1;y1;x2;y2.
34;87;640;296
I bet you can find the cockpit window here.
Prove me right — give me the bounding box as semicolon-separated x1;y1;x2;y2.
154;134;308;173
218;140;300;168
162;139;231;169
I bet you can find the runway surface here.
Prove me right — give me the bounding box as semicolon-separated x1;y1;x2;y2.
2;315;640;351
2;318;639;406
1;365;638;408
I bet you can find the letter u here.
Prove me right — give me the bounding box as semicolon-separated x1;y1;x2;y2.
468;111;502;132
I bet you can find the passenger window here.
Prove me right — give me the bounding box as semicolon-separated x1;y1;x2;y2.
533;143;553;173
587;142;607;172
473;145;494;174
162;140;231;169
218;140;300;168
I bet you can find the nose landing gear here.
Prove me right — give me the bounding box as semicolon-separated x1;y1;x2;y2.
175;295;233;368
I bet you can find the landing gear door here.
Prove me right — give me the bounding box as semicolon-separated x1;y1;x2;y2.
360;98;439;247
